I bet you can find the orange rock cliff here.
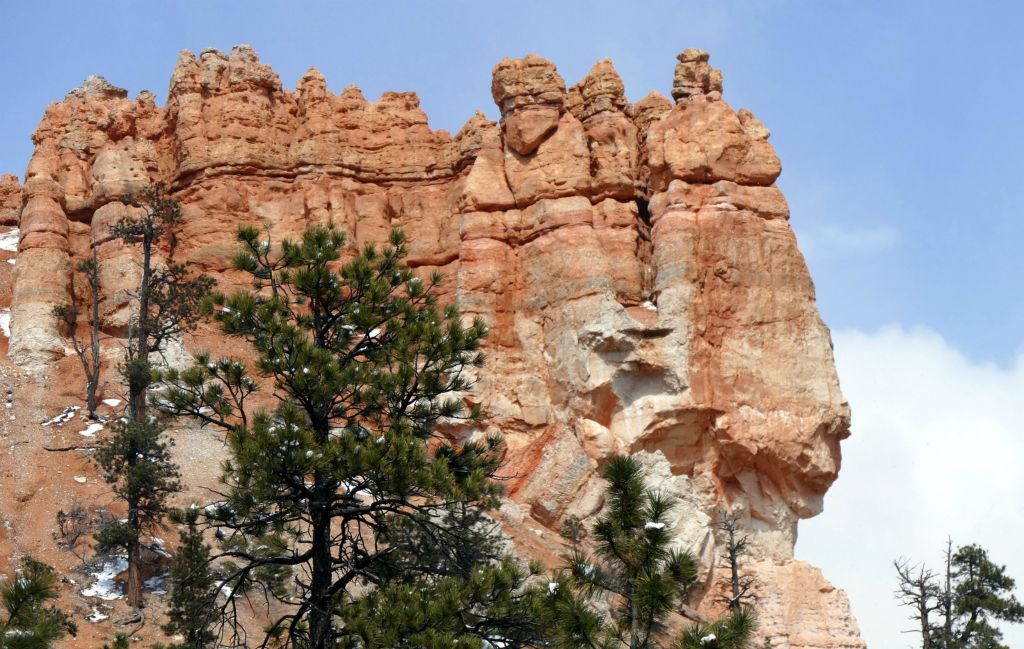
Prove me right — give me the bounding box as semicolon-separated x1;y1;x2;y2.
0;45;865;648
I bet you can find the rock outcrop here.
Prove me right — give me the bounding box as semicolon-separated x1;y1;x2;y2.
2;46;863;648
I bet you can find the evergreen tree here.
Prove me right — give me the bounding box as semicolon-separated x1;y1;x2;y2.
161;507;217;649
93;418;181;608
53;247;102;419
112;184;214;423
895;540;1024;649
338;501;546;648
92;184;212;609
0;557;76;649
340;555;543;649
159;225;530;648
542;456;754;649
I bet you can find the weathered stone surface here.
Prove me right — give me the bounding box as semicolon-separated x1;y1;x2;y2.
2;47;863;648
574;60;639;201
672;48;724;101
0;174;21;225
646;95;782;189
492;54;566;155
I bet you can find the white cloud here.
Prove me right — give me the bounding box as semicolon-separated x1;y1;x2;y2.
799;223;900;258
798;325;1024;649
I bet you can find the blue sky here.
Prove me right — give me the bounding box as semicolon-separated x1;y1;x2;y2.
3;0;1023;365
3;2;1022;645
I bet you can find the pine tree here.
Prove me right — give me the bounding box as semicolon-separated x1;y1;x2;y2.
53;247;102;419
111;184;214;423
337;500;546;648
161;507;217;649
895;540;1024;649
339;555;543;649
92;184;213;609
159;225;531;648
93;418;181;608
0;557;77;648
542;455;755;649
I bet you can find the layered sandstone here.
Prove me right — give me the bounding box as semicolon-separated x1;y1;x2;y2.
2;46;863;648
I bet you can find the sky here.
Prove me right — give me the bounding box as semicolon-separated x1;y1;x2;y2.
2;1;1022;646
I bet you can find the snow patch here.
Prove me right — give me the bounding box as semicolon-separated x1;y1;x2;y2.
78;422;104;437
645;521;666;530
0;309;9;338
143;574;167;595
42;405;80;427
0;228;19;252
101;398;122;407
81;557;128;600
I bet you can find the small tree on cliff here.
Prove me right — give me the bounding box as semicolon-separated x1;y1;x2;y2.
718;513;755;612
111;184;214;422
158;225;540;648
0;556;77;648
542;455;755;649
161;507;217;649
93;185;212;609
93;418;181;608
53;247;102;418
895;539;1024;649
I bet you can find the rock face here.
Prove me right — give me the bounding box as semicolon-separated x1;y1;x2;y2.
3;46;863;648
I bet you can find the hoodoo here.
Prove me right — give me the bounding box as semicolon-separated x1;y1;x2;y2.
0;46;863;648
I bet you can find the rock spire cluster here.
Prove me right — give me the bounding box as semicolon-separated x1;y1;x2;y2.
1;46;863;648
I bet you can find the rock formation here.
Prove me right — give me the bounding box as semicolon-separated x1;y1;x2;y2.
1;46;864;648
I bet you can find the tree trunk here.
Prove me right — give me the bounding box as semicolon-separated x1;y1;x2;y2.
126;525;142;609
130;230;153;423
918;580;932;649
307;476;334;649
87;247;101;418
729;537;741;611
942;539;953;649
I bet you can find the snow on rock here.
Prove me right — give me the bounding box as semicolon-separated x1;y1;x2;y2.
81;557;128;600
78;422;104;437
0;309;10;338
148;536;172;558
42;405;80;427
86;607;109;623
143;574;167;595
0;228;18;252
